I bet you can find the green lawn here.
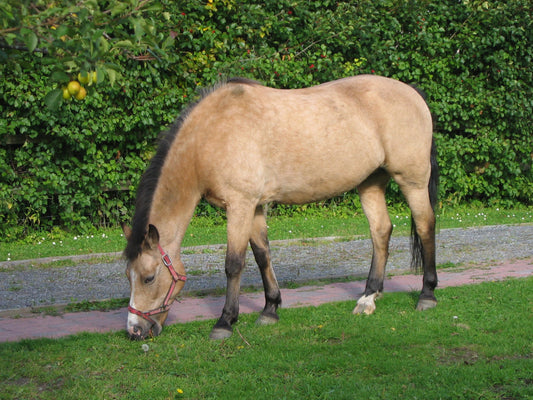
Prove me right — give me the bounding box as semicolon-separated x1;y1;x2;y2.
1;205;532;262
0;278;531;399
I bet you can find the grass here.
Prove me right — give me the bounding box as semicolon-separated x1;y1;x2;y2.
1;205;532;263
0;278;531;399
63;298;130;313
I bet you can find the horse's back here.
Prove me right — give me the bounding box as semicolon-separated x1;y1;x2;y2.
184;75;433;205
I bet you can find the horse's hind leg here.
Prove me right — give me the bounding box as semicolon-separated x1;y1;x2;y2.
402;186;438;310
353;170;392;315
250;206;282;325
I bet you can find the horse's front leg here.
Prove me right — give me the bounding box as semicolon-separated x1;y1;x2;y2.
210;203;255;340
209;251;246;339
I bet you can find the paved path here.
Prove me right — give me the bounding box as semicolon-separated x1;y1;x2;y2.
1;258;531;342
2;224;533;311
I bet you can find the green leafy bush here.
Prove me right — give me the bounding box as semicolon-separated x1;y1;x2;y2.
1;0;531;239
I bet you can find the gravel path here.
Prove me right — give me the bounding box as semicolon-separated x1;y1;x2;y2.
0;224;531;312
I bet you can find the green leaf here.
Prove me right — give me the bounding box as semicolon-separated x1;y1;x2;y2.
104;63;121;71
97;36;110;54
91;29;105;42
3;32;16;46
96;68;105;84
54;25;69;37
20;28;38;53
139;3;163;12
132;18;144;41
64;60;79;71
44;89;64;110
110;2;129;17
83;0;100;12
105;67;118;86
50;70;70;83
161;35;175;51
114;40;134;48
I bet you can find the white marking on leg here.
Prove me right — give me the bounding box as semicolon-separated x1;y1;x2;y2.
353;292;379;315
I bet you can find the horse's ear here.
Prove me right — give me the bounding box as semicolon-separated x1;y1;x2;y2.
145;224;160;249
122;223;132;240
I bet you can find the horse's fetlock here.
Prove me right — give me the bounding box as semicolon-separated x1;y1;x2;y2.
266;290;282;305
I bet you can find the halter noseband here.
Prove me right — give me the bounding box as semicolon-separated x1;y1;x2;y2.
128;244;187;325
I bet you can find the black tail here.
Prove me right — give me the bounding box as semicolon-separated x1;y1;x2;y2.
428;138;439;211
411;138;439;271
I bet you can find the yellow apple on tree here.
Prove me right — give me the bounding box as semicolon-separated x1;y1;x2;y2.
67;80;81;95
62;87;72;100
75;86;87;100
78;72;90;85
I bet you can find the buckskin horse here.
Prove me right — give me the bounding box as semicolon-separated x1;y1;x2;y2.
123;75;439;340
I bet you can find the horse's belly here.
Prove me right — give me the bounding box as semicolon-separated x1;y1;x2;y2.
262;162;376;205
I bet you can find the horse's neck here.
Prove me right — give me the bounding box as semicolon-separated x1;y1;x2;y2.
149;160;200;256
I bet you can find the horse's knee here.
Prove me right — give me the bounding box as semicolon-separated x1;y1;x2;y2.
225;251;245;277
371;220;393;244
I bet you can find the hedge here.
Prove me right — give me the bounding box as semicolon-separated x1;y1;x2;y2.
1;0;532;238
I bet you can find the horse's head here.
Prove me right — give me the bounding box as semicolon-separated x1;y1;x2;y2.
123;224;186;340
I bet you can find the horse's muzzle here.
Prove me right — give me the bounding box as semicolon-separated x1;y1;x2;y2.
127;321;162;340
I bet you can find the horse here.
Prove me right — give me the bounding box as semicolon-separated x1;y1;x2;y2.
123;75;439;341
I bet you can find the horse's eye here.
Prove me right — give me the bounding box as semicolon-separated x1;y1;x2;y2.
144;276;155;284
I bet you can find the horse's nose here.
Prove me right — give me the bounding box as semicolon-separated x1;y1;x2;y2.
128;325;145;340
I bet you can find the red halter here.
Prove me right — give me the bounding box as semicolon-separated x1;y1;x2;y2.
127;244;187;325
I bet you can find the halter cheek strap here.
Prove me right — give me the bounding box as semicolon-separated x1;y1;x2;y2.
128;245;187;325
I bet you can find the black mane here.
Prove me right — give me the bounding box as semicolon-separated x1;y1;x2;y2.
226;77;261;86
123;116;184;261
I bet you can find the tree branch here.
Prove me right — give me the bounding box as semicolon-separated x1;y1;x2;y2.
0;41;49;55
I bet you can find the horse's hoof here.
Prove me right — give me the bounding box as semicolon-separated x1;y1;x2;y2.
209;327;233;340
353;293;378;315
416;299;437;311
352;303;375;315
256;314;279;326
